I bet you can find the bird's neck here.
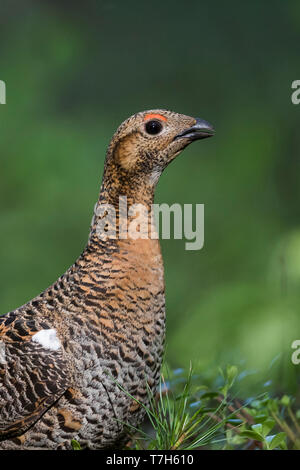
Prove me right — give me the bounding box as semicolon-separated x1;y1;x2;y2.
99;180;155;208
88;172;157;247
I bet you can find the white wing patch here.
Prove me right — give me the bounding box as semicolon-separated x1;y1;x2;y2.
32;329;61;351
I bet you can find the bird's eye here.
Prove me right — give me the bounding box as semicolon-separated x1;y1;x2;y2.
145;120;163;135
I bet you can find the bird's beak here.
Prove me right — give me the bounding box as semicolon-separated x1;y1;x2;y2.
174;118;215;141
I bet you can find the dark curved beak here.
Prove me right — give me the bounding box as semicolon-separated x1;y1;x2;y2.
174;118;215;141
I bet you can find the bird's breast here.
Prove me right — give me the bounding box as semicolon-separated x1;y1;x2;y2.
71;237;165;354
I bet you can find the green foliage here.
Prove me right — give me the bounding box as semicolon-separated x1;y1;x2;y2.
219;365;238;398
125;365;300;451
71;439;82;450
123;365;229;450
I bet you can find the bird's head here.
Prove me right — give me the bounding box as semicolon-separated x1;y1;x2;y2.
102;109;214;202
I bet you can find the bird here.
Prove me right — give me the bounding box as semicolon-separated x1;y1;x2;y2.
0;109;214;449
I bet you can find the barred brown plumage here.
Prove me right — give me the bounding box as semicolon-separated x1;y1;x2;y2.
0;110;214;449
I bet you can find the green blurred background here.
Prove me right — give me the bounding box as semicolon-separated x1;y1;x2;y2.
0;0;299;393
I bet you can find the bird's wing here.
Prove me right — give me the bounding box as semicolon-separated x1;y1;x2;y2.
0;313;70;440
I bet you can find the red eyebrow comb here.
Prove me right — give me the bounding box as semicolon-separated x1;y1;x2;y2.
144;113;167;122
